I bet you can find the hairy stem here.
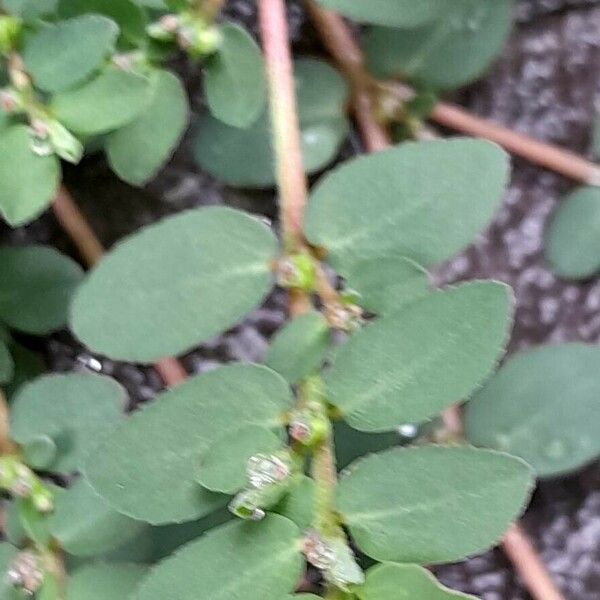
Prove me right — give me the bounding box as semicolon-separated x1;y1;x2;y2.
52;187;187;388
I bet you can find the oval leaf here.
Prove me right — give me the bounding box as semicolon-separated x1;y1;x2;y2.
465;343;600;477
71;207;278;363
3;0;56;19
265;312;331;384
106;70;189;185
68;563;148;600
364;0;513;90
305;139;509;271
24;15;118;93
10;373;126;473
50;478;145;557
358;563;478;599
133;515;302;600
545;186;600;279
0;246;84;334
326;282;513;431
204;23;266;128
52;67;153;135
22;435;57;470
85;364;293;524
197;425;283;494
273;475;316;532
0;125;60;226
337;446;534;564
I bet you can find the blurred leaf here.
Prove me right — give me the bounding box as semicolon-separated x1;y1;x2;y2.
197;425;283;494
545;186;600;279
50;478;145;557
22;435;57;470
364;0;513;90
24;16;118;93
3;342;45;400
133;515;303;600
106;70;188;185
3;0;57;19
357;563;478;599
337;446;534;563
326;282;513;431
0;125;60;226
0;542;20;599
266;312;331;384
0;246;84;334
10;373;126;473
71;207;278;362
68;563;148;600
194;58;349;187
466;343;600;477
0;340;14;384
334;420;398;469
18;498;51;545
273;475;315;531
52;67;153;135
204;23;266;128
305;139;508;271
85;364;293;524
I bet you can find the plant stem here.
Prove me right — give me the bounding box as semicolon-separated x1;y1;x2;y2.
305;5;568;599
305;1;600;185
52;187;187;388
0;390;16;455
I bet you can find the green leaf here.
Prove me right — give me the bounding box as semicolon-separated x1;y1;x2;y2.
315;0;443;27
305;139;509;271
194;58;349;187
0;542;20;599
337;445;534;564
204;23;266;128
544;186;600;279
334;420;398;469
0;246;84;334
71;207;278;362
197;425;283;494
133;515;303;600
344;255;429;315
22;435;57;470
364;0;513;90
85;364;293;524
57;0;148;45
265;312;331;384
273;475;315;531
0;125;60;226
52;67;153;135
24;16;118;93
3;0;57;19
0;341;14;384
18;497;54;545
50;478;145;557
357;563;478;599
68;563;148;600
106;70;189;185
465;343;600;477
326;282;513;431
10;373;126;473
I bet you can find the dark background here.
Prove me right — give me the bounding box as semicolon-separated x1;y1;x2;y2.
1;0;600;597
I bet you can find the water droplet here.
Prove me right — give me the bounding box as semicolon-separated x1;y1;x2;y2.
247;454;290;489
303;530;335;570
76;354;103;373
398;423;418;438
228;490;266;521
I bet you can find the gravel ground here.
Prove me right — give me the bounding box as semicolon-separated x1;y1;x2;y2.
1;1;600;598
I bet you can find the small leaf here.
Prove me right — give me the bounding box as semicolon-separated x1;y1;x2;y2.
364;0;513;90
337;446;534;564
24;16;118;93
195;59;349;187
10;373;126;473
50;478;145;557
465;343;600;477
326;282;513;431
315;0;443;27
133;515;303;600
265;312;331;384
0;125;60;226
68;563;148;600
57;0;148;45
106;69;189;185
0;246;84;334
545;186;600;279
197;425;283;494
334;420;398;469
85;364;293;524
305;139;509;271
23;435;57;470
344;255;429;315
273;475;316;531
357;563;478;599
52;67;153;136
18;498;52;545
204;23;266;128
0;341;14;384
3;0;57;19
71;207;278;362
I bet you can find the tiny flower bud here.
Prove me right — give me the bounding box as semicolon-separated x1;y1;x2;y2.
303;530;335;570
159;14;180;34
0;88;20;113
276;253;317;292
0;16;22;55
32;487;54;513
7;551;43;595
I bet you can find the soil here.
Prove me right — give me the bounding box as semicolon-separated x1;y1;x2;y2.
1;1;600;598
